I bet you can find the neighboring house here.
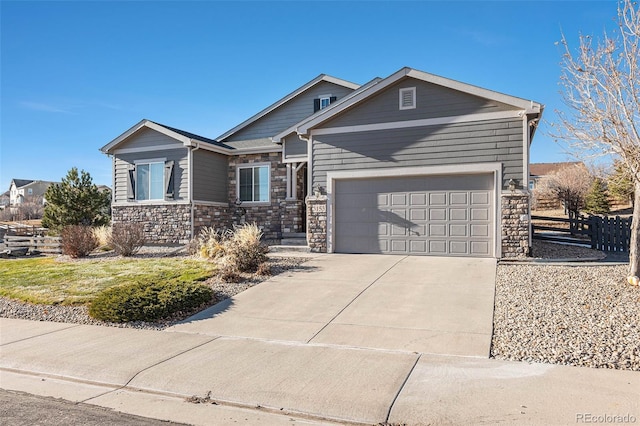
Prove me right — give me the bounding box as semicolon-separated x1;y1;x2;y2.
101;67;543;258
8;179;56;206
529;162;583;190
0;191;9;209
530;162;584;210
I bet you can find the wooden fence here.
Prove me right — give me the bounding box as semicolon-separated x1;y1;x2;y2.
532;214;632;252
1;235;61;254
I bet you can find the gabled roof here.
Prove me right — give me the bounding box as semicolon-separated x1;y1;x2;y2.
100;119;232;154
216;74;360;141
530;162;583;177
11;179;34;188
284;67;543;138
272;77;383;143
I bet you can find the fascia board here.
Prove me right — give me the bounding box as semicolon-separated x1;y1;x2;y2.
407;69;543;112
100;120;192;154
216;74;361;141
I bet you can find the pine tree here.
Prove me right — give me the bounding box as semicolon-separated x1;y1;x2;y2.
608;160;634;206
41;168;111;231
584;178;611;215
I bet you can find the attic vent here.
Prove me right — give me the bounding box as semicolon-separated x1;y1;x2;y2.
399;87;416;110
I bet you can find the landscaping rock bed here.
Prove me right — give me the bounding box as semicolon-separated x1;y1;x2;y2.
0;253;308;330
492;242;639;371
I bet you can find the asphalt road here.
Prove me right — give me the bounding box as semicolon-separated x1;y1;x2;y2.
0;389;188;426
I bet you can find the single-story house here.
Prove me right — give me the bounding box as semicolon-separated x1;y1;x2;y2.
101;67;543;258
9;179;56;206
529;162;583;190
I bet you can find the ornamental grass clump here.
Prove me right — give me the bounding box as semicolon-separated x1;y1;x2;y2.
93;225;112;250
193;223;268;275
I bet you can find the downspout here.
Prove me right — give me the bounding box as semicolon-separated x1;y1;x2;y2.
524;115;540;250
189;142;200;240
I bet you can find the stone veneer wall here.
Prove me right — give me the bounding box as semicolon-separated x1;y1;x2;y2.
501;193;531;258
306;195;327;252
228;152;303;241
112;204;191;244
192;203;232;237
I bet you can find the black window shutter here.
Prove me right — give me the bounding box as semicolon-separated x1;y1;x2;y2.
164;160;175;200
329;96;337;104
127;165;136;200
313;98;321;112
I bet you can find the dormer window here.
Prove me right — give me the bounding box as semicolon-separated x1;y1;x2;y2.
314;95;337;112
399;87;416;110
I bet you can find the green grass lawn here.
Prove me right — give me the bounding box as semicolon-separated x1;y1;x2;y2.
0;257;217;305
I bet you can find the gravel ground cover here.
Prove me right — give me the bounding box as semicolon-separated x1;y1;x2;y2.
492;243;639;371
0;246;308;330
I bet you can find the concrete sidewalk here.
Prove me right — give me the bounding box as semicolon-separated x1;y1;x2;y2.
1;318;638;425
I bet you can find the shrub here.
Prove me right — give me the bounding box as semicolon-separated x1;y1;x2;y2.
109;223;146;256
224;223;268;273
93;225;112;249
60;225;98;258
89;281;213;323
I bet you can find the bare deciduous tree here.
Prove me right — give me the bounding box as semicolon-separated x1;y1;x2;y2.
552;0;640;275
534;164;593;214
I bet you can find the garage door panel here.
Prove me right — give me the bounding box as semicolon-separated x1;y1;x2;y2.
471;241;490;255
449;241;469;254
449;224;468;237
471;208;489;221
429;240;447;253
472;192;490;205
429;208;447;221
471;224;490;237
429;193;447;205
334;173;494;257
450;208;467;221
450;192;468;205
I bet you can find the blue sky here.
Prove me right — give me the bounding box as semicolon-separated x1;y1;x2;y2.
0;0;618;191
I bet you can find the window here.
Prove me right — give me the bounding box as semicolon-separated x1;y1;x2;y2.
238;164;269;202
27;188;33;195
399;87;416;110
136;162;164;200
319;96;331;110
529;180;535;190
314;95;337;112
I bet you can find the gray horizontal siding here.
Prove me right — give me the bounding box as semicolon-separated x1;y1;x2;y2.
192;150;228;203
114;148;189;203
312;118;523;190
324;78;515;128
225;81;354;142
117;127;184;150
284;134;308;159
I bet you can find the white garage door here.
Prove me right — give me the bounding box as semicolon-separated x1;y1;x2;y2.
334;174;494;257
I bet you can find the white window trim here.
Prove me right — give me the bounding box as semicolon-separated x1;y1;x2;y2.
399;87;416;110
134;158;166;201
236;162;271;205
318;94;332;110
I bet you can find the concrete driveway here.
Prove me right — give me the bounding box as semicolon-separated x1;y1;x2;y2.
168;254;497;357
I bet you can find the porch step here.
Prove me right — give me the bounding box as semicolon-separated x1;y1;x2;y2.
268;244;311;253
283;232;306;238
280;238;307;246
280;233;307;246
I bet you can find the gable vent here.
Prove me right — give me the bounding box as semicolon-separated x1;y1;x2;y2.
399;87;416;110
